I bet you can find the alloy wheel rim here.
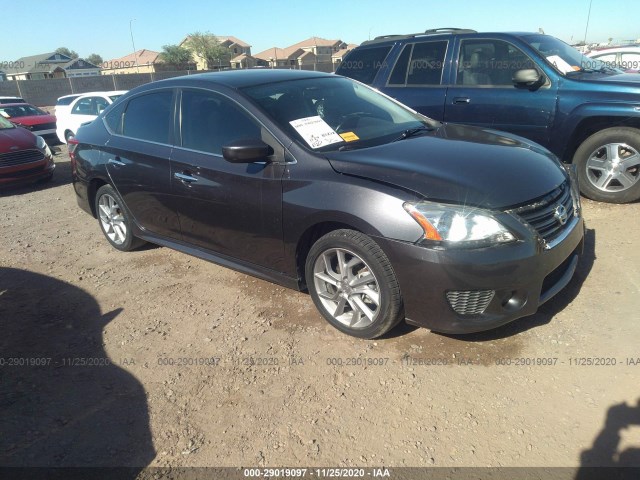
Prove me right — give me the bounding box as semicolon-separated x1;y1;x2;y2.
98;194;127;245
313;248;381;329
585;142;640;192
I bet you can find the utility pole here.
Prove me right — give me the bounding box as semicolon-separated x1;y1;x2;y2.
583;0;593;44
130;19;140;73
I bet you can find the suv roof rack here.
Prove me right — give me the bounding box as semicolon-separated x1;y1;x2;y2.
423;28;477;34
368;28;477;44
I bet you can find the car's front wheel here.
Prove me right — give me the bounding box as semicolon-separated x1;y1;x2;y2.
305;229;404;339
95;185;145;251
573;127;640;203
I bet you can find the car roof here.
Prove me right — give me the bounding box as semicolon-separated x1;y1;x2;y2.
359;29;541;46
0;102;38;107
144;69;333;90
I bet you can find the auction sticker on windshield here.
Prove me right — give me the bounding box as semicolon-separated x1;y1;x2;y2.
290;116;344;149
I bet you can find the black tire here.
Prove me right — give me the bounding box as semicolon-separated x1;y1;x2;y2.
305;229;404;339
65;130;75;143
573;127;640;203
94;185;145;251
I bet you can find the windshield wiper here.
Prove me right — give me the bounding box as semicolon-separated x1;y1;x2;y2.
393;126;433;142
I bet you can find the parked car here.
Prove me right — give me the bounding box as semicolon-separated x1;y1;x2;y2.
56;90;127;144
71;70;584;339
587;46;640;73
336;29;640;204
0;96;26;104
55;94;83;118
0;115;55;187
0;103;57;143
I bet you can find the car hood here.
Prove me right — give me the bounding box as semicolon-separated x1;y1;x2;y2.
324;124;568;210
0;126;36;151
571;72;640;84
8;114;56;126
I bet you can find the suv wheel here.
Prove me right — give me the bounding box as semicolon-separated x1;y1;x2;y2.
95;185;145;251
305;229;404;339
573;127;640;203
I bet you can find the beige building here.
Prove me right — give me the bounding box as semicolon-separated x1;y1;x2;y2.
254;37;350;70
179;35;252;70
100;50;163;75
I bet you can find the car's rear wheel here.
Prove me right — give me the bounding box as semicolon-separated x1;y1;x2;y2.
65;130;75;143
95;185;145;251
573;127;640;203
305;229;404;339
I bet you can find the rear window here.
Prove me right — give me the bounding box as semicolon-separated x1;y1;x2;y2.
336;46;392;85
56;96;81;106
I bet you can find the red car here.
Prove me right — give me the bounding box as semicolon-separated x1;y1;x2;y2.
0;103;57;143
0;115;55;187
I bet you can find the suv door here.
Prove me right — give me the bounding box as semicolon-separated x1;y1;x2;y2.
443;38;557;146
103;89;182;239
170;88;285;270
382;40;449;120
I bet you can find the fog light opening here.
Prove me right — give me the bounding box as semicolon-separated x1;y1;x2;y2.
501;291;527;312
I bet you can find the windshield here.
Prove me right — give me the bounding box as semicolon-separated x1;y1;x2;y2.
242;76;436;152
0;104;46;118
523;34;621;74
0;116;15;129
109;94;123;102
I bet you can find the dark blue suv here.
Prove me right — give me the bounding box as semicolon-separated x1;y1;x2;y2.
336;28;640;204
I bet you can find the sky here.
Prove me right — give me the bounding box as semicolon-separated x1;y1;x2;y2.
1;0;639;62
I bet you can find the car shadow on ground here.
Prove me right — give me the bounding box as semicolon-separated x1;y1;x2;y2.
575;398;640;479
383;227;597;341
0;268;155;472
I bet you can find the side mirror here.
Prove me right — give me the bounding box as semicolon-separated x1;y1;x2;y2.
512;69;544;90
222;138;273;163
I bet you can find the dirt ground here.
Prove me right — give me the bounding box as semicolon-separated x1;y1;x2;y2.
1;146;639;474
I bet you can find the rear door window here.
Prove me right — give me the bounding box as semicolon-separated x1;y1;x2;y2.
122;90;173;144
336;46;392;85
389;41;448;86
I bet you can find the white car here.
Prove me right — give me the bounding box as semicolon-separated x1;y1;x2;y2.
56;90;127;143
54;94;83;118
586;46;640;72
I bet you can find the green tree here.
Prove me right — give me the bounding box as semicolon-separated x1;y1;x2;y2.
55;47;79;59
185;32;229;69
85;54;103;66
158;44;193;68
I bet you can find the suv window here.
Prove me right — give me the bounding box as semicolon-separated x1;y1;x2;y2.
122;91;173;144
336;46;392;85
456;40;537;86
389;41;447;86
180;89;260;155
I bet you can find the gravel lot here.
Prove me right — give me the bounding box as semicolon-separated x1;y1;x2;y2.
1;146;639;473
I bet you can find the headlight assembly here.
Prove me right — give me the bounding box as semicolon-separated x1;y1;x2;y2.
404;201;516;248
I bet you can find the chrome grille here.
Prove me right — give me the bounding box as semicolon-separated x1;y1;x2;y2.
508;182;574;243
446;290;495;315
0;149;45;167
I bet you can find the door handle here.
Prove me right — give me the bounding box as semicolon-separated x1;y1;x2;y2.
108;157;125;166
453;97;470;104
174;172;198;183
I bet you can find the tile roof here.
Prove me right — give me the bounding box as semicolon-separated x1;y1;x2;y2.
103;49;161;67
180;35;251;48
287;37;343;49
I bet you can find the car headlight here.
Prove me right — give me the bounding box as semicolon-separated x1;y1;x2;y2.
404;201;516;248
35;135;52;157
36;135;46;150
